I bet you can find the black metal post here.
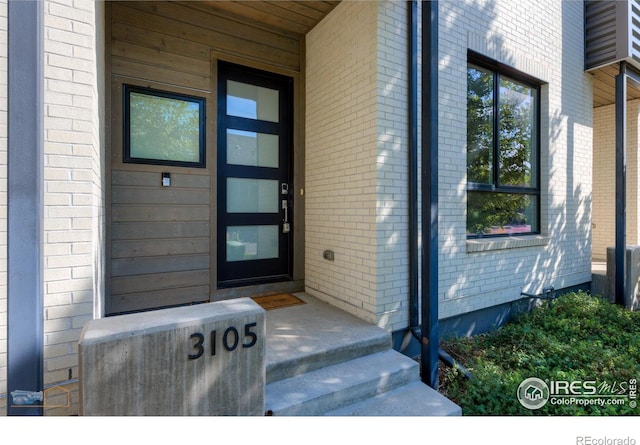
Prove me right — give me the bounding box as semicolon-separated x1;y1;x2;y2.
7;0;44;415
408;0;419;330
421;0;439;389
615;62;627;306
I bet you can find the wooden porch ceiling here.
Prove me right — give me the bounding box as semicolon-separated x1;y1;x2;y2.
190;2;636;106
193;1;341;36
592;63;640;108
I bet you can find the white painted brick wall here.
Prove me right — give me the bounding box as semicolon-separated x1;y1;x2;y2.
376;1;410;330
306;0;379;325
306;1;411;331
0;0;6;418
307;0;593;327
629;102;640;250
592;101;640;261
593;104;617;261
41;0;103;416
438;0;593;319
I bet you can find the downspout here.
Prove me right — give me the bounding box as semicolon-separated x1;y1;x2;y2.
407;0;441;389
407;0;438;388
408;0;470;384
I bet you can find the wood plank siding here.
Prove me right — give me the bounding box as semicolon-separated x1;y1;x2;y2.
106;1;339;314
110;2;302;77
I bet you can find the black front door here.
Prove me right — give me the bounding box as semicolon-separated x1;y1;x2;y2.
217;62;293;287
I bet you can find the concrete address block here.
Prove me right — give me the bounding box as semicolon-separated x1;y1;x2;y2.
79;298;265;416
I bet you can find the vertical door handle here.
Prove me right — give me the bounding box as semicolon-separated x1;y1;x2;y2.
282;199;290;233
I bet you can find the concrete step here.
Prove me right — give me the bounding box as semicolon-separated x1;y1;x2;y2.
263;293;461;416
265;349;420;416
265;294;391;383
266;332;391;384
324;381;462;416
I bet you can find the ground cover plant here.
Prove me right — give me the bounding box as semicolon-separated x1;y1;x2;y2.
439;291;640;415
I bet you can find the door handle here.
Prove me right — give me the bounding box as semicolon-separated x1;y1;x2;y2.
282;199;290;233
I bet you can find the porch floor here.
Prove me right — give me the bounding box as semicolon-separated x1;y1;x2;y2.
264;292;391;381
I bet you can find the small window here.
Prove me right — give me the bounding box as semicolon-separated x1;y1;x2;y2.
123;85;206;167
467;53;541;238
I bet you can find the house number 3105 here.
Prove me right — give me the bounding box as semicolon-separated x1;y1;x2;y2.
188;323;258;360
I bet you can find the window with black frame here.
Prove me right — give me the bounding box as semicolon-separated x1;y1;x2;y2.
466;53;541;238
124;85;206;168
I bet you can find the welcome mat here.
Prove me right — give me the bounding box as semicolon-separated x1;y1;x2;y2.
251;294;306;311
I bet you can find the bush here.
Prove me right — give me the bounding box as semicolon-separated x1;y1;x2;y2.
440;291;640;415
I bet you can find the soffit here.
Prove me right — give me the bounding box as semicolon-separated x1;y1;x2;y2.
190;1;341;36
592;63;640;108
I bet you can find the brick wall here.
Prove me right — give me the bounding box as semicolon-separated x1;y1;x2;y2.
376;1;411;330
592;105;615;261
307;0;593;327
305;1;412;330
0;0;99;416
305;0;379;325
629;103;640;254
592;101;640;262
438;0;593;319
41;0;103;415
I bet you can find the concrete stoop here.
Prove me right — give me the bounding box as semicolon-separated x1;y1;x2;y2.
264;293;462;416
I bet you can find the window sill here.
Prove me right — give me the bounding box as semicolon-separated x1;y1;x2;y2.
466;235;549;253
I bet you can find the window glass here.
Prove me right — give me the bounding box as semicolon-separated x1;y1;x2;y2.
498;77;537;188
227;178;279;213
468;191;538;236
467;65;494;185
466;58;540;238
227;80;279;123
226;226;279;262
125;86;205;167
227;129;279;168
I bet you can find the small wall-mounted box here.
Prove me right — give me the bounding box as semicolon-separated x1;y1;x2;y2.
162;172;171;187
323;250;335;261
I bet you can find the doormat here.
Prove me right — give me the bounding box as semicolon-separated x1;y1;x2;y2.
251;294;306;311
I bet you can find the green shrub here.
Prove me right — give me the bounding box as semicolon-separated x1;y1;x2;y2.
440;291;640;415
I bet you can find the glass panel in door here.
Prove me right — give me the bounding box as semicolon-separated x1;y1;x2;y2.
217;62;293;286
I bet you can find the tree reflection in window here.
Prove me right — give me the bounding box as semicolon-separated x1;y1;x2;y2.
125;86;205;167
467;56;540;237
